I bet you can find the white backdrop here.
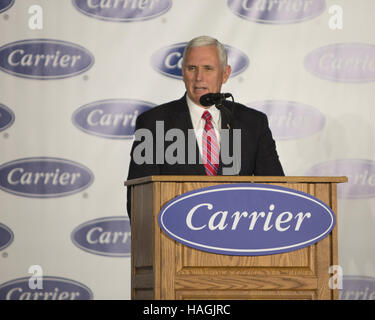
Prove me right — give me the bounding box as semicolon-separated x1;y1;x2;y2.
1;0;375;300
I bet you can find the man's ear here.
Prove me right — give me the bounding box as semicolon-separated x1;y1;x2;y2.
222;65;232;84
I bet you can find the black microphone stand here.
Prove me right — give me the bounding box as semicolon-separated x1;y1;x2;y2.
215;94;234;129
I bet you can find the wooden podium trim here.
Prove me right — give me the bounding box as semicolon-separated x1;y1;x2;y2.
125;175;348;186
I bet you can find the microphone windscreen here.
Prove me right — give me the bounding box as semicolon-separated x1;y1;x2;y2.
199;93;216;106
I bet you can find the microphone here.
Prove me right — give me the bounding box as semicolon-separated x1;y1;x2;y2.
199;93;232;107
200;92;234;129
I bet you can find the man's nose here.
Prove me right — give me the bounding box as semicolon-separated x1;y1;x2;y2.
195;67;203;81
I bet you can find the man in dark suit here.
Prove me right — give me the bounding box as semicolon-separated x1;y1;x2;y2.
126;36;284;218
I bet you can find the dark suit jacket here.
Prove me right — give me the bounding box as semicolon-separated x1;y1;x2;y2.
126;94;284;218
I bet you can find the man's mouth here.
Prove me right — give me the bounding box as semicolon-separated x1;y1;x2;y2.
194;86;208;93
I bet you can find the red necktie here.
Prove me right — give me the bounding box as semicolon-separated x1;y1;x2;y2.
202;110;219;175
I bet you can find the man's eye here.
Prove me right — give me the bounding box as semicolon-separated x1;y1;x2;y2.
187;66;196;71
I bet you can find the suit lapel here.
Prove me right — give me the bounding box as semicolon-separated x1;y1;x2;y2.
170;96;206;175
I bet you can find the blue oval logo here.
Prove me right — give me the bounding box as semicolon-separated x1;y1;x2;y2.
0;103;15;132
227;0;326;24
0;0;14;14
151;42;249;79
159;183;335;256
72;99;154;139
306;159;375;199
71;216;131;257
0;276;93;300
0;157;94;198
0;223;14;251
72;0;171;22
304;43;375;82
247;100;325;140
340;276;375;300
0;39;94;79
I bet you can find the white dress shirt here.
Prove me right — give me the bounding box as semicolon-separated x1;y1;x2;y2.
186;95;221;158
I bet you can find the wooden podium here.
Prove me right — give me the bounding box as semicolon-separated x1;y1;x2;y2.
125;176;347;300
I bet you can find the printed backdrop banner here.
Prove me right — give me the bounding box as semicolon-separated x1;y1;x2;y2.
1;0;375;300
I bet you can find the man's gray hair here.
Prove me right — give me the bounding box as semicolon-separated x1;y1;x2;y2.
182;35;228;68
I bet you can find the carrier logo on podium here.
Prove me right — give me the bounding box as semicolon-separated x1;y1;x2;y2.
159;184;335;256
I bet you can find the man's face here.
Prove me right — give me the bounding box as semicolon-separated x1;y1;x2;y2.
182;45;231;108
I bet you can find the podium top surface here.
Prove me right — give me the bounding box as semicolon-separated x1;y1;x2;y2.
124;175;348;186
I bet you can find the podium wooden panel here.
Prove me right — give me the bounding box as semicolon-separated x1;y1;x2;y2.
125;176;347;300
